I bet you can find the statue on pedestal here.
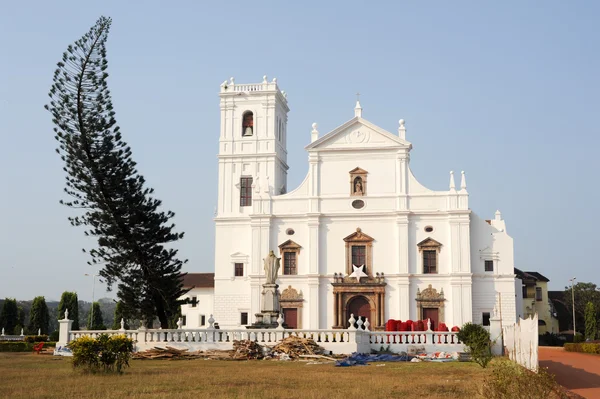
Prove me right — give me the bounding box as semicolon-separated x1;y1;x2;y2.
248;250;284;329
263;250;280;284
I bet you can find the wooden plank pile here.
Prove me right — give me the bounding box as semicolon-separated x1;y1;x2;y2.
232;339;263;360
132;346;233;360
271;336;324;359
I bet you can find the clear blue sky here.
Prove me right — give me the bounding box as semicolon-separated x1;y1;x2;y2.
1;1;598;301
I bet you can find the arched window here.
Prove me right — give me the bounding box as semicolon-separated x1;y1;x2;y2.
242;111;253;137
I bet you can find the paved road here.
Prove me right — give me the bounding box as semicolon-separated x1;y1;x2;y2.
539;347;600;399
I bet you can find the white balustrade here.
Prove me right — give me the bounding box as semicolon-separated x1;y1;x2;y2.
57;313;464;355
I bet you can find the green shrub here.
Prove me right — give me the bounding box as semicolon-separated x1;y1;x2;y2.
49;331;59;342
456;322;493;368
573;333;585;343
457;323;492;367
69;334;134;374
481;359;568;399
24;335;49;343
564;342;600;354
0;342;56;352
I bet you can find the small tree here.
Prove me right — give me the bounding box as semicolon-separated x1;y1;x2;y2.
28;297;50;335
585;301;597;341
456;322;493;368
111;301;129;330
58;292;80;330
0;298;19;335
88;302;105;330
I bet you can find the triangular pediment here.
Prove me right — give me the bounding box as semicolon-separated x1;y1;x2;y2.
278;240;302;250
417;237;443;248
305;117;411;151
343;228;374;242
230;252;249;260
349;167;368;175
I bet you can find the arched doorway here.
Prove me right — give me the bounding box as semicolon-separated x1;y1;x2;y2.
346;295;371;329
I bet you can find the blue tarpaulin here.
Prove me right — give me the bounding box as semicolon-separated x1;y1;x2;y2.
335;353;412;367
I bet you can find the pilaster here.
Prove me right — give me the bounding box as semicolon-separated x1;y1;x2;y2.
398;280;410;321
396;215;409;274
308;216;320;274
308;279;319;328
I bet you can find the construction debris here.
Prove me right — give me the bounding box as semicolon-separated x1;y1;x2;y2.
232;340;263;360
271;336;324;359
131;336;327;361
132;346;233;360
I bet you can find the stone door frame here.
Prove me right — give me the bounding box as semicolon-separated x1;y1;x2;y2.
332;281;386;330
415;284;445;324
279;285;303;329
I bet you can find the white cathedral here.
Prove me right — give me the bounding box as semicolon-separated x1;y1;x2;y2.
181;77;517;331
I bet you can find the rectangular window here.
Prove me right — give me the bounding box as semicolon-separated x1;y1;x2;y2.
423;250;437;274
536;287;542;301
482;312;490;326
351;245;366;267
484;260;493;272
240;312;248;325
234;263;244;277
284;252;297;275
200;315;206;326
191;296;197;308
182;315;187;326
240;177;253;207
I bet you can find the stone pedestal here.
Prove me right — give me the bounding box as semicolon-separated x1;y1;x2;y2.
248;283;284;329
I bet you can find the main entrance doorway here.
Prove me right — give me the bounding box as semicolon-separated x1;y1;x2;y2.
346;296;371;329
422;308;439;331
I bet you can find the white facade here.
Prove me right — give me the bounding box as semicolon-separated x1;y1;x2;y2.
187;77;517;331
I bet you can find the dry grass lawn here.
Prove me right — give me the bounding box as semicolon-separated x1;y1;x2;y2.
0;353;489;399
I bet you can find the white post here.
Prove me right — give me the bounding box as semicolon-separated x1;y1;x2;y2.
570;277;577;337
137;324;148;351
489;305;503;356
206;314;215;343
57;310;73;349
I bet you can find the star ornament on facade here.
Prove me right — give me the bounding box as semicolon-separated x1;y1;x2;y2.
348;264;368;281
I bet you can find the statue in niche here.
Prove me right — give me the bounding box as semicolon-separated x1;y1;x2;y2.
263;250;281;284
353;176;364;195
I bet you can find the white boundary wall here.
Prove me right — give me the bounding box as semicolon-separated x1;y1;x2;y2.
503;314;538;372
56;314;464;355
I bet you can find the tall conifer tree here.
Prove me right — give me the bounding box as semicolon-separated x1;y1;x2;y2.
28;297;50;335
0;298;19;335
58;291;80;330
87;302;105;330
112;301;130;330
45;16;188;328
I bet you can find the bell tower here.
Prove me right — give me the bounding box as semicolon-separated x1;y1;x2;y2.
216;76;289;216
